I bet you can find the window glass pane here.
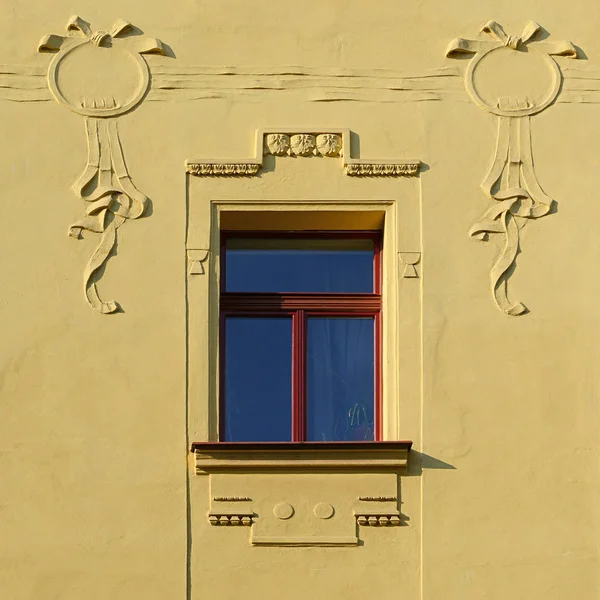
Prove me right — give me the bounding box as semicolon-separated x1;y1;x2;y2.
224;317;292;441
307;317;375;441
225;238;374;293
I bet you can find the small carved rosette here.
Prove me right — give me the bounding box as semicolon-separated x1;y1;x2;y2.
290;134;316;156
316;134;342;157
265;134;290;156
447;21;578;315
264;132;343;158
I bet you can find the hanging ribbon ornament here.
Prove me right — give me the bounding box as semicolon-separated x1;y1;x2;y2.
446;21;578;315
38;16;166;313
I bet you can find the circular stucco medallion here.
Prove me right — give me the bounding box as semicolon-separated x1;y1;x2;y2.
273;502;295;520
465;45;561;117
313;502;335;520
48;39;149;118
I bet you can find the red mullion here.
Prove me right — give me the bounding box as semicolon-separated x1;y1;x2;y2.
292;309;306;442
306;309;378;318
220;293;381;313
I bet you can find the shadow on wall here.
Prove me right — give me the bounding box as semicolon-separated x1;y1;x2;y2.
406;451;457;477
396;451;456;526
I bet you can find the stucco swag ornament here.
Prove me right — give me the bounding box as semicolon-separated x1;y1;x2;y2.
447;21;578;315
38;16;166;313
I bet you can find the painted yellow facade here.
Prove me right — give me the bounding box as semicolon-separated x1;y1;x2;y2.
1;2;599;599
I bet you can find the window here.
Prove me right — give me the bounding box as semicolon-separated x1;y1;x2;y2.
220;232;381;442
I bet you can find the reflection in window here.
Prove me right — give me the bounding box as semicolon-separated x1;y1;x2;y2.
307;318;375;441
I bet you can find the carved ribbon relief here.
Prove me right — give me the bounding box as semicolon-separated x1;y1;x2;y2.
447;21;578;315
38;16;166;313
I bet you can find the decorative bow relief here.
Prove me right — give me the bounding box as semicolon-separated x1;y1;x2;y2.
446;21;578;315
38;16;167;313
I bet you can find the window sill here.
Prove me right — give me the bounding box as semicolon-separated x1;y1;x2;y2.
191;441;412;474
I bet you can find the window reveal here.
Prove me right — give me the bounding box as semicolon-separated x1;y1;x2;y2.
220;232;382;442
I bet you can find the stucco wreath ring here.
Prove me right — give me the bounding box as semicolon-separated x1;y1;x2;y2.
464;46;561;118
47;38;150;118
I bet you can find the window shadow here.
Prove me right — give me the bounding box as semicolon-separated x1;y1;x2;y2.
405;450;457;477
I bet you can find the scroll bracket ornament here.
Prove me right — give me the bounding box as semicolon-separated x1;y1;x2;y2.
446;21;578;315
38;16;166;313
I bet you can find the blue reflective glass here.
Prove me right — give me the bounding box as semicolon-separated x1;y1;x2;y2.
224;317;292;441
225;238;374;293
307;318;375;441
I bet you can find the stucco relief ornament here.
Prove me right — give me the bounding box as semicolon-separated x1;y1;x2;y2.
447;21;578;315
316;134;342;157
290;134;316;156
38;16;166;313
265;134;290;156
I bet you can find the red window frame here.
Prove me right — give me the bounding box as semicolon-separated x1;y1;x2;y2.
219;231;382;442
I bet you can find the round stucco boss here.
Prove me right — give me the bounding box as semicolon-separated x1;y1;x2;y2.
273;502;294;520
313;502;335;519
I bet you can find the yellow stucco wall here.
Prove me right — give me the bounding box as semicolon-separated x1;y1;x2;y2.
0;2;599;599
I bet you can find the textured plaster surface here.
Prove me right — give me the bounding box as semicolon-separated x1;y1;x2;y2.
0;1;599;599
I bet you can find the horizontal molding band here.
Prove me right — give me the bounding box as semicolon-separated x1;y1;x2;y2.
251;535;358;546
192;441;412;474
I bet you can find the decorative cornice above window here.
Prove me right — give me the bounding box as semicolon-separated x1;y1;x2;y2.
185;129;420;177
